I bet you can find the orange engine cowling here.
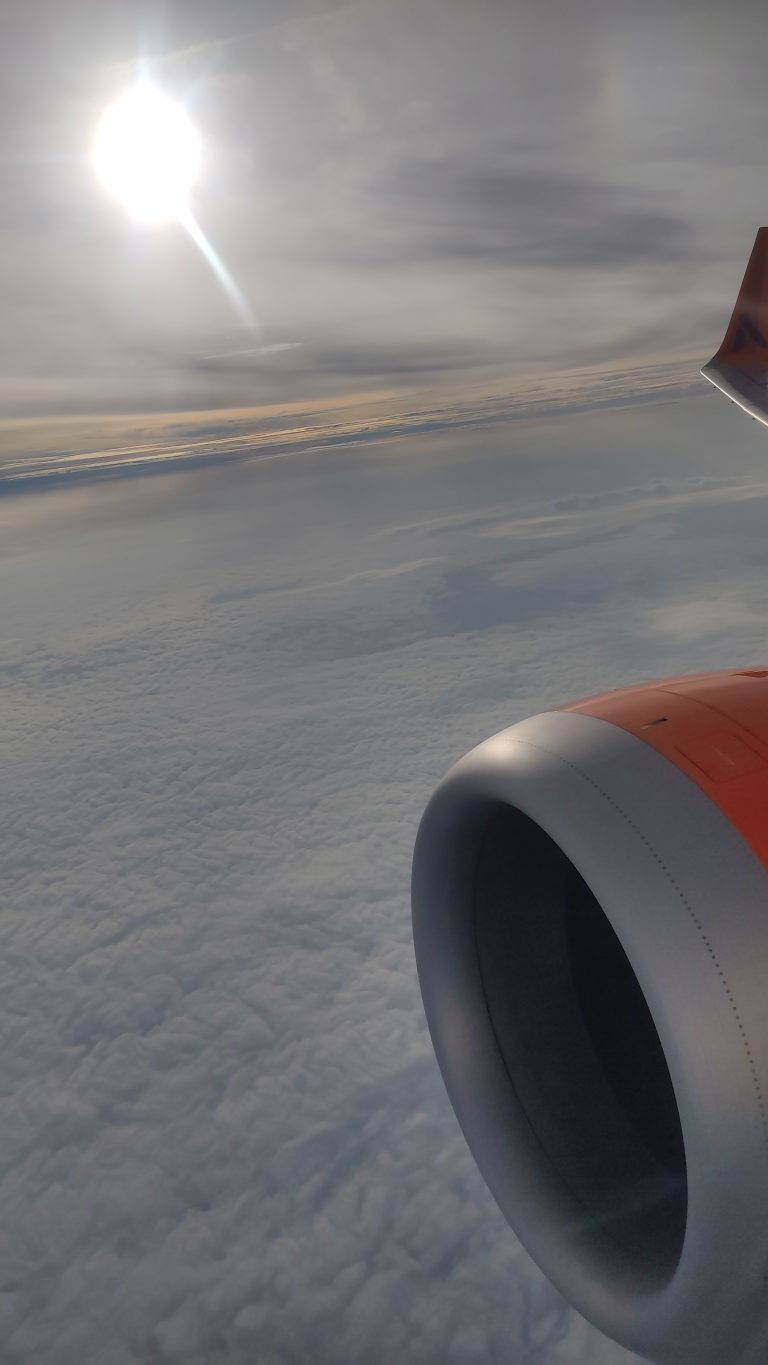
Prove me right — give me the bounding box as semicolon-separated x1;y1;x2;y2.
412;668;768;1365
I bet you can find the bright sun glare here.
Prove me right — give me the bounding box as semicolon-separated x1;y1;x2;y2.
93;82;201;225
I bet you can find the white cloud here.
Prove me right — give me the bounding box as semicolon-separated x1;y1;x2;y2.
643;596;766;642
0;390;765;1361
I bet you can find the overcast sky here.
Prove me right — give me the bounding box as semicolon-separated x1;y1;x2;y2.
2;0;768;423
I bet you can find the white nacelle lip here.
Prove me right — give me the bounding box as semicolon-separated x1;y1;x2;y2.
412;709;768;1365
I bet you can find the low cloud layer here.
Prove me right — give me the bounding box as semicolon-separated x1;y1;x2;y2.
1;388;767;1362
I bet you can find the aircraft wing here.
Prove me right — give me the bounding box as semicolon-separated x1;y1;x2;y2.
702;225;768;426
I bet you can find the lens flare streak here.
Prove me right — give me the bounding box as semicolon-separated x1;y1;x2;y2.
179;209;256;331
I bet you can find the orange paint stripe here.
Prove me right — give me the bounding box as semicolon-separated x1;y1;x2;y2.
561;669;768;871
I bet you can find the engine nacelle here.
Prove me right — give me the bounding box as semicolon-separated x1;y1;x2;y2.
412;668;768;1364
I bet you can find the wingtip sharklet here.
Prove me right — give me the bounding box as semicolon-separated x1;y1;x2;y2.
704;226;768;426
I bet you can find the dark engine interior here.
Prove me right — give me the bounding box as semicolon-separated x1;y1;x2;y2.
474;804;687;1284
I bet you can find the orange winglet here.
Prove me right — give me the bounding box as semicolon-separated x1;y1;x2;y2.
711;227;768;371
561;668;768;871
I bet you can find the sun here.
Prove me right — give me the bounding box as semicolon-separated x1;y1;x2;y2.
93;82;201;225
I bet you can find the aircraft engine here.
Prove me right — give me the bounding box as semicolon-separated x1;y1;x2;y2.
412;668;768;1364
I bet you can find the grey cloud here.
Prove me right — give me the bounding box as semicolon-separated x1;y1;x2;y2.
192;336;503;378
345;164;698;270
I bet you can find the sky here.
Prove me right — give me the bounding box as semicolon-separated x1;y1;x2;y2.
1;0;768;434
3;1;768;1363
